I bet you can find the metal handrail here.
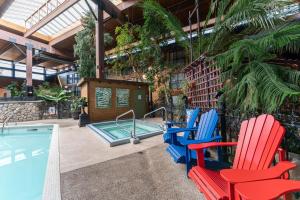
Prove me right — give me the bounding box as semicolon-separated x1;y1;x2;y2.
1;107;21;133
116;110;136;139
143;107;167;122
143;107;167;131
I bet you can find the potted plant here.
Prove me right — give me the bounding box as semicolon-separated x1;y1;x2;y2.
71;97;82;120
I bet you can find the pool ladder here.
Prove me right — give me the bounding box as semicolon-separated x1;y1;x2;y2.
1;107;21;133
143;107;167;131
116;110;140;144
115;107;168;144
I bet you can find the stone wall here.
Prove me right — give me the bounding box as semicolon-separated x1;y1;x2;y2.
0;101;43;122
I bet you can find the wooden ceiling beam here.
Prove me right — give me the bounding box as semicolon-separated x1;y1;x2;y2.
0;19;52;42
0;29;69;58
92;0;126;24
49;0;139;47
0;42;13;55
182;17;216;32
24;0;81;38
0;29;49;51
49;21;83;47
14;54;26;63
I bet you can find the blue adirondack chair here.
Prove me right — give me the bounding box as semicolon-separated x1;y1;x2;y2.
163;108;200;144
166;109;222;174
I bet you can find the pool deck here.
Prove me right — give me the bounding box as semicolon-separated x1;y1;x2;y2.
12;118;300;200
18;118;166;173
16;118;204;200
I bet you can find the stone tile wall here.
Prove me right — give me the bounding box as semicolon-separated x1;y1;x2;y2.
0;101;43;122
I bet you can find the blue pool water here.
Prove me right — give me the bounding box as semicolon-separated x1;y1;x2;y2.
89;119;163;146
0;126;53;200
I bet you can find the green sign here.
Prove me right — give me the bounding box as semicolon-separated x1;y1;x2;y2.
116;88;129;107
95;87;112;108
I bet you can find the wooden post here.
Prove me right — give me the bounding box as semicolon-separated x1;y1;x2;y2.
95;0;105;79
189;11;193;63
26;46;34;96
26;46;33;87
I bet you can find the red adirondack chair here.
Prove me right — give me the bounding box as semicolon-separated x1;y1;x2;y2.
188;114;297;200
235;179;300;200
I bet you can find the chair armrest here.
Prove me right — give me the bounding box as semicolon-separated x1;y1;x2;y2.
178;136;222;145
189;142;237;167
235;179;300;200
166;121;187;126
220;161;296;183
188;142;238;150
167;128;198;135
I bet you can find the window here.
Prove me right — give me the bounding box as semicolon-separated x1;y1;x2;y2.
171;73;185;89
33;74;44;81
46;69;57;75
66;73;80;84
32;66;44;74
0;60;12;69
15;71;26;78
0;69;12;77
15;63;26;71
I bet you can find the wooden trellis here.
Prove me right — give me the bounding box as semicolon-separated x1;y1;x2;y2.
184;57;223;110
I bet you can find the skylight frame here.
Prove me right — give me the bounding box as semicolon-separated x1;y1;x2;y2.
37;0;98;36
1;0;122;38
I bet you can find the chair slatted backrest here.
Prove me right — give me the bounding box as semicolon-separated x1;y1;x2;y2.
233;114;285;170
183;108;200;139
195;109;219;140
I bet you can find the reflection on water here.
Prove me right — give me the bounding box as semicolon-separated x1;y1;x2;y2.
0;128;52;200
92;120;163;140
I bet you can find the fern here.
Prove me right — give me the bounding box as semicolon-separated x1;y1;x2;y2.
204;0;300;112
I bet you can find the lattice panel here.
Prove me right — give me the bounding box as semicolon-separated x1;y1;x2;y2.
184;58;222;110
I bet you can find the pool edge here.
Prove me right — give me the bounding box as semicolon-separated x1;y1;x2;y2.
87;124;131;147
42;124;61;200
88;119;163;146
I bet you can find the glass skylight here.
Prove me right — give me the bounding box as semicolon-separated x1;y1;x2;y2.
1;0;48;27
38;0;96;36
0;0;122;37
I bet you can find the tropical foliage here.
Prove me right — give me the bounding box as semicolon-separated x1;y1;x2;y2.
70;96;87;112
113;0;188;92
200;0;300;112
74;12;113;78
140;0;188;49
35;83;71;118
35;83;70;103
6;81;25;97
113;23;145;80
